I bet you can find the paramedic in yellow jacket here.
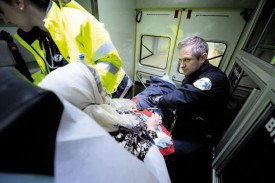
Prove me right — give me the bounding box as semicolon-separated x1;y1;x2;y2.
0;0;131;97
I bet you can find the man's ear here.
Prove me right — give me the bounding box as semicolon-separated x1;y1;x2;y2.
201;52;208;62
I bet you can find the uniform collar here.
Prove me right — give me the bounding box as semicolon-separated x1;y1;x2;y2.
17;27;44;44
189;60;210;78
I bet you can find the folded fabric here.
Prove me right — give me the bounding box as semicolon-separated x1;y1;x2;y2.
155;129;173;148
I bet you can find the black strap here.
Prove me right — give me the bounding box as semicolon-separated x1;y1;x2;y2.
0;30;34;82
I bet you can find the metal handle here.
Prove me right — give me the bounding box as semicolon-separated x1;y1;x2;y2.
172;75;182;83
136;74;147;88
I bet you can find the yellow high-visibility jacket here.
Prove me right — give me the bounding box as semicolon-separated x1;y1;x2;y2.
14;0;125;94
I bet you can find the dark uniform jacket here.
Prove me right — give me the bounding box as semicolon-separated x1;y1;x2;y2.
159;60;230;145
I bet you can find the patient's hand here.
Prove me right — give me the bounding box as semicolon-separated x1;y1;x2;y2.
145;113;161;131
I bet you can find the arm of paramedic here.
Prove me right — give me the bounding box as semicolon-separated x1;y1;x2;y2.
82;17;122;68
159;83;214;109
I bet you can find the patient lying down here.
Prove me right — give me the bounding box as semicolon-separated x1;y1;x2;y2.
38;62;171;183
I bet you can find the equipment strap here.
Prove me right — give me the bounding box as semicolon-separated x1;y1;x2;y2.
0;30;34;82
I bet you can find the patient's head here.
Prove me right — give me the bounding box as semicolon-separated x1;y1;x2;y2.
39;62;110;110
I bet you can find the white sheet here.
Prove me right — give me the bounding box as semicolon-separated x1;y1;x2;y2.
55;98;159;183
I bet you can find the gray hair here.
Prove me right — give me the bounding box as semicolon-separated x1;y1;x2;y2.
178;36;208;59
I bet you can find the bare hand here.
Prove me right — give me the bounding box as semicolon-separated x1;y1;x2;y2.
146;113;161;131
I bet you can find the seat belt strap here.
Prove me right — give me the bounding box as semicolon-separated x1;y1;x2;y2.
0;30;34;82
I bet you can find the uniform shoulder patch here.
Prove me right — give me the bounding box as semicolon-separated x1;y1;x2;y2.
193;77;212;90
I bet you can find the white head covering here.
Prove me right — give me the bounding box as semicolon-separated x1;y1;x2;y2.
39;62;128;131
39;62;107;109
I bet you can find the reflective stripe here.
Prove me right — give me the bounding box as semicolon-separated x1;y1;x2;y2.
96;62;119;75
93;41;115;61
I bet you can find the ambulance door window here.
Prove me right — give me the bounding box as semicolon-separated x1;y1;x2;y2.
140;35;171;69
244;0;275;65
